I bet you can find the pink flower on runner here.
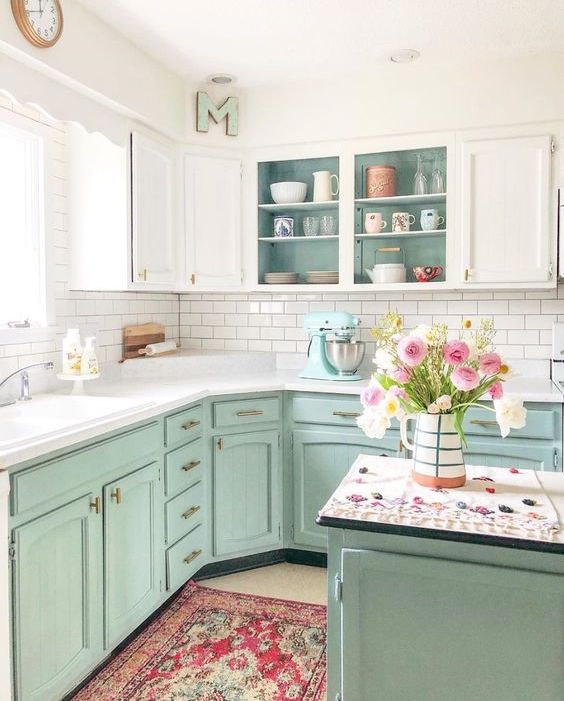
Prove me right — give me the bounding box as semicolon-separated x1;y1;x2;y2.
443;340;469;365
479;352;502;375
397;336;427;367
360;382;384;408
451;366;480;391
489;381;504;400
390;365;411;384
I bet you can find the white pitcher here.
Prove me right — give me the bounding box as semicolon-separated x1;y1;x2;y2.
312;171;339;202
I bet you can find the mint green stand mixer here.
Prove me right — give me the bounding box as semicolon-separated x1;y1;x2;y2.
300;311;365;381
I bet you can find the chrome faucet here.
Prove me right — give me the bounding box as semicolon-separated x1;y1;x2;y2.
0;362;55;406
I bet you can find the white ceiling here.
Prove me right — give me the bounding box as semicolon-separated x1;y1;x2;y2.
76;0;564;88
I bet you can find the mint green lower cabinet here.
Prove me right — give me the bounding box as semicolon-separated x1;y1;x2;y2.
292;429;401;548
104;462;162;649
464;438;559;472
338;546;564;701
12;494;102;701
214;430;281;556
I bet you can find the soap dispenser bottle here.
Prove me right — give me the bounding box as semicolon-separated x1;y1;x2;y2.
80;337;99;376
62;329;82;375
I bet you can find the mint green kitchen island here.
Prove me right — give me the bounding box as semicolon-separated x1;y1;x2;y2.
318;456;564;701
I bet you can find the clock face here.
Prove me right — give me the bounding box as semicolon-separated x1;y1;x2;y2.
12;0;63;47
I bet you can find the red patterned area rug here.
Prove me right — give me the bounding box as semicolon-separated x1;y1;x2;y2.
72;581;327;701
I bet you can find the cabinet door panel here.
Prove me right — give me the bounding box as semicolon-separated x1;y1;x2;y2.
184;154;241;288
131;131;176;286
293;429;401;549
104;462;162;648
464;439;559;472
12;495;102;701
460;134;551;283
214;430;280;556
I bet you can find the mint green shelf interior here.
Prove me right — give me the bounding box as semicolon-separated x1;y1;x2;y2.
258;156;340;283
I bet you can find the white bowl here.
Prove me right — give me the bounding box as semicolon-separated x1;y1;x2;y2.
270;181;307;204
366;264;406;284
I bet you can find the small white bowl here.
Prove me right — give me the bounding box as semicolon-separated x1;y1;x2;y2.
270;181;307;204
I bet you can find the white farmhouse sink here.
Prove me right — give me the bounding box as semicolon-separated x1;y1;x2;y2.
0;395;155;449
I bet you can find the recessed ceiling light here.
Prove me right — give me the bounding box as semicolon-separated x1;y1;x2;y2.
207;73;236;85
390;49;420;64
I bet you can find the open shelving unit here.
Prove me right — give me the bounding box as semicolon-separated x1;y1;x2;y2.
257;155;340;285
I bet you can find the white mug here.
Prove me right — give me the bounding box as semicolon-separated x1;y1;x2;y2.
312;170;339;202
365;212;387;234
392;212;415;232
420;209;445;231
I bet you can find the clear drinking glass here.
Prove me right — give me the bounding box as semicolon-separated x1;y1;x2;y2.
431;155;445;194
319;215;336;235
413;154;427;196
303;216;320;237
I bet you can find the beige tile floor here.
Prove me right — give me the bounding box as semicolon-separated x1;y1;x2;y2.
201;563;327;605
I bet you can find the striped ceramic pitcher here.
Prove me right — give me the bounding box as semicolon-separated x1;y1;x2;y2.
400;412;466;488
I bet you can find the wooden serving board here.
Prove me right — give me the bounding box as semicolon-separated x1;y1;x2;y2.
122;322;165;360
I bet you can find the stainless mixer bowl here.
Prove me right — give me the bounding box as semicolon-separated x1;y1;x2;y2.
325;340;365;376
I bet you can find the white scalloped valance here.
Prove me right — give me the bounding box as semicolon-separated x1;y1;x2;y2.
0;52;129;146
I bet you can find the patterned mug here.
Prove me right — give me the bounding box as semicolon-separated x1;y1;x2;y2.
413;265;444;282
392;212;416;232
364;212;387;234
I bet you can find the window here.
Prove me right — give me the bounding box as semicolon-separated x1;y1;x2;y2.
0;117;45;326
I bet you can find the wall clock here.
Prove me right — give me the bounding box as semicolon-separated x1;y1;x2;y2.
11;0;64;48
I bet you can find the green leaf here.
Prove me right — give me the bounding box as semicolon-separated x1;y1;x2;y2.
453;410;467;447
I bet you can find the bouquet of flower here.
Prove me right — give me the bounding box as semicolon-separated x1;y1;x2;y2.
357;313;526;443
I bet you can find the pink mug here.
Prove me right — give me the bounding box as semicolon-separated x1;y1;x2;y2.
413;265;444;282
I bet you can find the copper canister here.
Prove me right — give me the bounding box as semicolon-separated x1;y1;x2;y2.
365;165;396;198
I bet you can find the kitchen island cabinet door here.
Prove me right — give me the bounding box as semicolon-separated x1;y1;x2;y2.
104;462;162;649
292;429;401;549
463;438;560;472
12;495;102;701
339;547;564;701
214;430;281;556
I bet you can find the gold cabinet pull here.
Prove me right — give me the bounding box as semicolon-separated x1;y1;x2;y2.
236;410;264;417
399;440;404;453
333;411;362;418
378;247;401;253
217;437;224;450
182;420;201;431
470;419;498;428
111;488;122;504
190;273;196;285
89;496;101;514
138;267;148;281
464;268;473;281
182;505;201;520
184;549;202;565
182;460;201;472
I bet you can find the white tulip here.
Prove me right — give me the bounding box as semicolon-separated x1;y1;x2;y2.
494;397;527;438
427;402;440;414
357;406;391;439
381;393;400;418
465;338;479;362
412;324;434;344
435;395;452;411
373;347;395;371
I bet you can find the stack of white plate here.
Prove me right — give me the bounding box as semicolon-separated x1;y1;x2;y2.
305;270;339;284
264;272;299;284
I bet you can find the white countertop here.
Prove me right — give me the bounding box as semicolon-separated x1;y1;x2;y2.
0;352;561;469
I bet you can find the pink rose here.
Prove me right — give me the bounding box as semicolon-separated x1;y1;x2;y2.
451;366;480;391
360;382;384;408
479;352;502;376
390;366;411;384
397;336;427;367
489;381;504;400
443;340;469;365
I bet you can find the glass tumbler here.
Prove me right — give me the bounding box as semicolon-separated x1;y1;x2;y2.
319;215;336;235
303;216;320;237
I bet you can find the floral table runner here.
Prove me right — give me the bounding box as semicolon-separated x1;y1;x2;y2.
319;456;560;540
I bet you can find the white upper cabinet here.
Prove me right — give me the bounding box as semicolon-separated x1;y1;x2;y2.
184;154;242;289
131;131;177;287
459;133;553;285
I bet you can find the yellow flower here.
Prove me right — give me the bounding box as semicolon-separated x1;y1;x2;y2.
463;319;472;329
381;394;400;418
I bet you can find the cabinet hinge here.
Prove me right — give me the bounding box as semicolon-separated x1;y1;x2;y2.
334;574;342;602
278;523;281;539
290;434;294;448
290;525;294;540
240;164;243;178
551;139;556;154
278;433;281;448
549;262;554;279
553;448;559;469
8;543;15;562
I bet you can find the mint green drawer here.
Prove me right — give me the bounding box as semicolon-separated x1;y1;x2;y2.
166;523;205;591
293;396;364;427
213;396;280;429
165;481;204;546
164;438;204;498
11;421;160;517
465;406;560;440
165;405;203;447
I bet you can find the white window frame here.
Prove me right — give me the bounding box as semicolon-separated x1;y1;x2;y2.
0;107;55;344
